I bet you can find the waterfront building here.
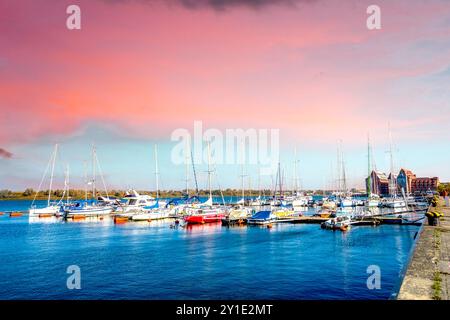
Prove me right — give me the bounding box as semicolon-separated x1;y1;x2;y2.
367;168;440;196
397;168;416;194
366;170;389;196
411;177;439;194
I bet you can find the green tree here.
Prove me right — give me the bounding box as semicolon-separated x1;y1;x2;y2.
22;188;34;196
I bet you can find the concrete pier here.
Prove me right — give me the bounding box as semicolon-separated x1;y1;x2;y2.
398;198;450;300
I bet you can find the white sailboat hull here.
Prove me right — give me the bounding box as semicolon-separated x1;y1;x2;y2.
131;210;171;221
292;199;308;207
65;206;113;217
385;200;406;208
340;199;354;207
29;205;61;216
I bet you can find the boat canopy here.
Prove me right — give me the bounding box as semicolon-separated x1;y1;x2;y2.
143;200;159;210
165;195;200;207
251;210;272;219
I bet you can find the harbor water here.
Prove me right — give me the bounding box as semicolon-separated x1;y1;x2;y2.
0;200;418;300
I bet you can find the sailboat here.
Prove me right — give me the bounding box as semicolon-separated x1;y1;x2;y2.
131;144;170;221
184;141;227;224
250;165;268;207
222;146;253;225
291;148;308;209
29;144;66;217
236;140;247;206
365;134;380;208
336;143;354;208
265;162;293;218
383;125;406;208
116;190;157;215
165;141;202;216
64;145;114;218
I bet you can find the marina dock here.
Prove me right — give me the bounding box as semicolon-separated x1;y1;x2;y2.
398;198;450;300
275;215;423;226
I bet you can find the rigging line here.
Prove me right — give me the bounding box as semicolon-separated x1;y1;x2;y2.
212;163;225;206
56;164;70;206
95;151;109;198
47;144;58;206
190;147;199;196
32;147;53;207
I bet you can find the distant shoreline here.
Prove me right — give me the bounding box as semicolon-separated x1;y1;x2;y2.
0;188;333;201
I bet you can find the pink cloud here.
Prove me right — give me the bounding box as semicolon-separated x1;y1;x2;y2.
0;0;449;148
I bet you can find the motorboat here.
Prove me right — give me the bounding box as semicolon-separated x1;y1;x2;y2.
339;197;354;208
247;210;277;225
383;198;407;208
321;215;353;231
116;190;158;214
221;205;253;225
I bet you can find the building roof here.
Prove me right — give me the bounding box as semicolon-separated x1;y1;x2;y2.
371;170;388;182
399;168;416;178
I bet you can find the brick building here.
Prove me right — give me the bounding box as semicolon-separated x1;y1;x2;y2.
397;168;416;194
366;170;389;196
411;177;439;194
366;169;439;196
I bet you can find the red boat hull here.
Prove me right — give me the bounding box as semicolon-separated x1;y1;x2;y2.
184;213;225;224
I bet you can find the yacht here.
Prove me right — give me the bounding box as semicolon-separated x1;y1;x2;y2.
116;190;157;214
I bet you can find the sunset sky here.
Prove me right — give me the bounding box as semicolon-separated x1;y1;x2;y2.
0;0;449;191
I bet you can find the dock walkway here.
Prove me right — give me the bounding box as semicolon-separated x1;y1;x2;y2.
398;198;450;300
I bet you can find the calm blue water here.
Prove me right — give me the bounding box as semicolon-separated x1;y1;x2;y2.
0;200;417;300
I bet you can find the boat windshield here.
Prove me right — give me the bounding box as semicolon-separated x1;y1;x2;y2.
128;199;138;205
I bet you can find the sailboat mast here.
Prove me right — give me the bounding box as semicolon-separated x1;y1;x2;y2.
185;139;189;196
278;162;282;198
367;134;372;197
257;167;261;198
248;176;252;199
388;123;396;197
66;164;70;204
48;144;58;206
207;141;212;200
190;147;199;196
339;143;347;194
154;144;159;199
293;147;298;195
336;143;341;194
92;144;96;200
240;140;245;201
83;161;88;202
